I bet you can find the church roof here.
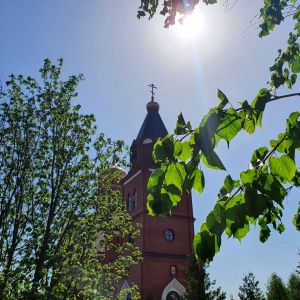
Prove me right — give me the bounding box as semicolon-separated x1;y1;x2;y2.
136;101;168;140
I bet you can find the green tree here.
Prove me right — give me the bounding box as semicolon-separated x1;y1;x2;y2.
238;272;265;300
144;0;300;263
183;255;226;300
0;59;141;299
287;272;300;300
266;273;290;300
296;250;300;275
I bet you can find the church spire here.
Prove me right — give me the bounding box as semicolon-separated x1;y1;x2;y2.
146;83;160;112
136;84;167;140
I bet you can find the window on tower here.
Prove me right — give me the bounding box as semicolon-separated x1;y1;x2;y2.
127;193;132;211
164;229;175;241
133;189;137;208
170;265;177;275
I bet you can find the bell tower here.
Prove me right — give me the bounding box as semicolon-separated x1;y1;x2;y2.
121;86;194;300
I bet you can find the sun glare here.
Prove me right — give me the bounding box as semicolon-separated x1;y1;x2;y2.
176;13;203;38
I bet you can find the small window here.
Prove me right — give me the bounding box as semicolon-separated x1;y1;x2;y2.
165;229;175;241
143;138;153;144
170;265;177;275
127;193;132;211
133;189;137;208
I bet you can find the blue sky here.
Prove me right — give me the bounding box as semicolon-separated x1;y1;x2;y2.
1;0;299;298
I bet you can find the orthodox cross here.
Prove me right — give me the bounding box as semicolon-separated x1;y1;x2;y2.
148;83;157;101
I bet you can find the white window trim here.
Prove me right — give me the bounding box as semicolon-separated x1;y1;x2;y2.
161;279;186;300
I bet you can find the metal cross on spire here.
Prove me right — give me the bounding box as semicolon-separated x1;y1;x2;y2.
148;83;157;101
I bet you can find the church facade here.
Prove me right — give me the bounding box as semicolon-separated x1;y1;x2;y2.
120;94;195;299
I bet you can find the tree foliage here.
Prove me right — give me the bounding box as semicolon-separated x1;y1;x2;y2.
183;255;226;300
287;272;300;300
0;59;141;299
296;250;300;275
137;0;218;28
145;0;300;263
238;272;265;300
266;273;290;300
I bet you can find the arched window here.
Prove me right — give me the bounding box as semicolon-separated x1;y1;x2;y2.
127;193;132;211
133;189;137;208
166;291;180;300
126;292;132;300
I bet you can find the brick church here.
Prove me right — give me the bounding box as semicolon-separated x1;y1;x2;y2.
118;89;195;299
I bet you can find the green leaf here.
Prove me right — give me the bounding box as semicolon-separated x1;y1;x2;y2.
250;146;269;166
147;192;173;216
163;184;182;204
225;195;247;234
292;59;300;73
259;225;271;243
244;188;268;219
240;169;258;185
174;112;187;135
174;140;182;157
217;89;229;109
201;150;226;171
232;222;250;241
162;134;175;161
254;173;287;206
193;169;205;195
244;117;255;135
277;223;285;234
291;73;297;85
152;139;167;162
269;155;296;182
194;109;221;154
213;203;225;223
219;175;240;197
217;89;228;103
165;162;186;190
206;211;225;236
251;88;271;112
223;174;234;193
179;140;191;162
292;204;300;230
216;108;243;144
194;223;220;263
147;168;165;193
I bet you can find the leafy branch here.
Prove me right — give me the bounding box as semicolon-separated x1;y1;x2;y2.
145;1;300;262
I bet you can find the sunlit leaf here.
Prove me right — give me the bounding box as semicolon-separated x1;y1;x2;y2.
179;141;191;162
201;150;226;171
269;155;296;182
194;223;220;263
193;169;205;195
216;108;243;144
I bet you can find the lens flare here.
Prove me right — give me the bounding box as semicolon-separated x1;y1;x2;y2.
177;13;203;38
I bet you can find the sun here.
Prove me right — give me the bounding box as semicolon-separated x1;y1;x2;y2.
176;12;203;38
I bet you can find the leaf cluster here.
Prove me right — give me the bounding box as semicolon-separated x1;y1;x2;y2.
146;0;300;264
137;0;217;28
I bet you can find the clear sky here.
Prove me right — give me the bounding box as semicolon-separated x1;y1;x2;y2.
1;0;299;298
